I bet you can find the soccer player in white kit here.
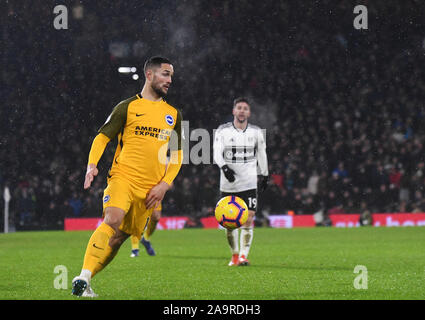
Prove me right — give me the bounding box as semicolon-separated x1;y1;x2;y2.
213;97;269;266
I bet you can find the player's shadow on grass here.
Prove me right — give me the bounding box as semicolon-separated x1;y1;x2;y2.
161;256;355;271
255;264;355;271
162;254;229;261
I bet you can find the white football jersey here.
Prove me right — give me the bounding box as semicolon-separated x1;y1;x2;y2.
213;122;268;193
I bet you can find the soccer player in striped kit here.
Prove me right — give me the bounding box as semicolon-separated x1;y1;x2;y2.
213;97;269;266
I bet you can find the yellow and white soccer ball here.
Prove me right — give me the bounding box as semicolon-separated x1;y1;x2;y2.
215;196;248;230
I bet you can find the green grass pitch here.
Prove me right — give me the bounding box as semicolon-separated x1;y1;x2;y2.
1;226;425;300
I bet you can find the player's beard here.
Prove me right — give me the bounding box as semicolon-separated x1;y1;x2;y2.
151;81;167;98
236;115;246;123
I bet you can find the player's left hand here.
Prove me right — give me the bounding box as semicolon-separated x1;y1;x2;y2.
146;181;169;209
258;175;269;193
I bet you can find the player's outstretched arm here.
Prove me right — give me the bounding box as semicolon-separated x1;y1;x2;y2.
83;133;110;189
213;128;226;168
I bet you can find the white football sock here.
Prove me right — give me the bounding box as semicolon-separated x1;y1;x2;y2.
226;228;239;255
239;227;254;258
80;269;92;282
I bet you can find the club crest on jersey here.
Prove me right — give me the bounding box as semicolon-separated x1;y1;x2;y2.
165;114;174;126
225;150;233;159
103;195;110;203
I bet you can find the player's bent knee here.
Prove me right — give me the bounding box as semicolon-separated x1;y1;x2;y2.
244;210;255;227
103;207;126;232
152;210;161;222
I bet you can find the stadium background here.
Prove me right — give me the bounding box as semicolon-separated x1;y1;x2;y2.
1;1;425;231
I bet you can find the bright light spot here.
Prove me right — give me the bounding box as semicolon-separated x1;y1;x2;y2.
118;67;132;73
132;74;139;80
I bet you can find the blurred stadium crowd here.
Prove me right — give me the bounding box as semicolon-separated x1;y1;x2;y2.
1;1;425;230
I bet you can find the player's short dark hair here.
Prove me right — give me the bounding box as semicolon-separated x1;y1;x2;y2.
144;56;172;74
233;97;250;108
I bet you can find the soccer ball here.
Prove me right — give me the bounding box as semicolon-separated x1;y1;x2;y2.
215;196;248;230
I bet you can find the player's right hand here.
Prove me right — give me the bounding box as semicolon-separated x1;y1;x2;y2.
221;165;236;182
84;164;98;189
